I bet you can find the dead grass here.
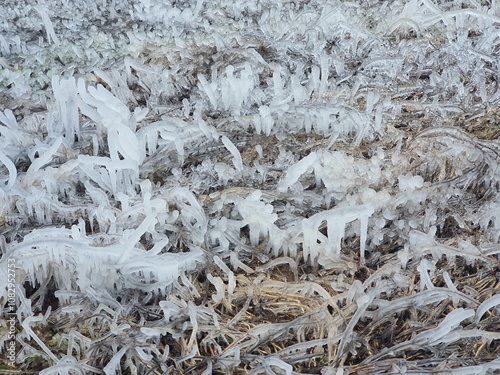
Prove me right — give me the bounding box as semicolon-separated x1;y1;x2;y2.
4;113;500;374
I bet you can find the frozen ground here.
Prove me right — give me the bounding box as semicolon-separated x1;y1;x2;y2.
1;0;500;373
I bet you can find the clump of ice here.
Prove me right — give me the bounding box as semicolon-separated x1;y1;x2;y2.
398;174;424;192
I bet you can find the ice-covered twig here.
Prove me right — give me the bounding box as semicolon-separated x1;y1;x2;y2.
476;294;500;323
23;137;63;187
0;150;16;190
21;313;59;364
363;308;474;364
39;355;101;375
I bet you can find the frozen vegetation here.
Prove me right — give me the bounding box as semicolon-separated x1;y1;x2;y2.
1;0;500;373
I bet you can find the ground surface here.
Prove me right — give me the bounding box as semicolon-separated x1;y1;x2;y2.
1;0;500;374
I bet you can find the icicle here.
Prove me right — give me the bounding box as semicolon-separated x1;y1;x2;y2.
443;271;460;307
221;135;243;173
34;6;60;46
302;205;374;266
214;255;236;305
278;152;318;192
207;274;225;305
197;74;218;109
417;259;435;291
52;76;80;144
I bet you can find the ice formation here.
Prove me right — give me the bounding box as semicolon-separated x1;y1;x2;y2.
1;0;500;373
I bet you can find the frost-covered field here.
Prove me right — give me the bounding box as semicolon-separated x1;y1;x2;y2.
2;0;500;373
